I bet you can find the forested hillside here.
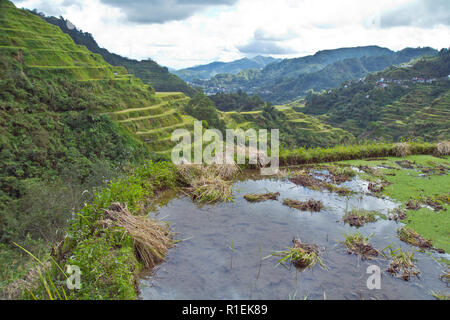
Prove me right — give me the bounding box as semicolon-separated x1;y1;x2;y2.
0;1;197;294
209;90;266;112
33;14;197;96
192;46;437;102
304;49;450;142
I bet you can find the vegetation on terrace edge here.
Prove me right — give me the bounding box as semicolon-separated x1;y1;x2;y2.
278;141;438;165
187;51;449;148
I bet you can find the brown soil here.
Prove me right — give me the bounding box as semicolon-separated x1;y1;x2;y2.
388;208;407;222
398;227;433;250
423;198;446;212
244;192;280;203
420;164;449;176
406;199;421;210
330;174;352;184
387;261;420;281
343;211;377;227
344;216;369;227
283;199;324;212
368;182;384;193
347;243;379;260
291;239;321;269
289;174;322;189
396;160;416;169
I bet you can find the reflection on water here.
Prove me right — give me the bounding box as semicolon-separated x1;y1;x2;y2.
140;175;448;300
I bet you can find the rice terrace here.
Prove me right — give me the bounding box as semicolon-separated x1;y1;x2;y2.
0;0;449;307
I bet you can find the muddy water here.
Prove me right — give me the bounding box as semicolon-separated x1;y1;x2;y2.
140;173;448;300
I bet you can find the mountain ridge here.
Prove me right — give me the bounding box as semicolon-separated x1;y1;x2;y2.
303;49;450;142
173;55;280;82
192;46;438;102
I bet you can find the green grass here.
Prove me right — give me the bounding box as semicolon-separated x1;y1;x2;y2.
20;161;178;300
341;154;450;252
343;209;382;227
272;240;325;270
341;232;379;259
387;248;420;281
280;141;437;166
0;3;146;83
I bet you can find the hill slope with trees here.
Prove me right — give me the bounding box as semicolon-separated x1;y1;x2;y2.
303;49;450;142
0;1;199;295
192;46;437;102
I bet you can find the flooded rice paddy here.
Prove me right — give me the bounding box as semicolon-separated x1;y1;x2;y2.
140;171;448;300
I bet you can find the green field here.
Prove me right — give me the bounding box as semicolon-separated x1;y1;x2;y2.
341;155;450;252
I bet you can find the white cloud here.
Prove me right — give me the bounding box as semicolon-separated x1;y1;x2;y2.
11;0;450;69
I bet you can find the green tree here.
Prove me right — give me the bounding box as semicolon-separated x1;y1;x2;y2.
185;93;226;133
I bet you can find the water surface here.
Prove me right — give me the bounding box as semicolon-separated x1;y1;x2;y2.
140;174;448;300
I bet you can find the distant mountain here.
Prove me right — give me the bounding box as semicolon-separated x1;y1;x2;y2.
37;14;197;96
303;49;450;142
173;56;280;82
191;46;438;103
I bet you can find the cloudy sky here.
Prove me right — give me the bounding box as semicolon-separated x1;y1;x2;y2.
11;0;450;69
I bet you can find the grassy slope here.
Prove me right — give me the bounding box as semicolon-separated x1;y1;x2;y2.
40;15;197;96
2;1;198;156
108;92;197;155
375;86;450;141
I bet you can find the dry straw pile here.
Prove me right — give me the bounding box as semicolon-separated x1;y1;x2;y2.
103;203;173;269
